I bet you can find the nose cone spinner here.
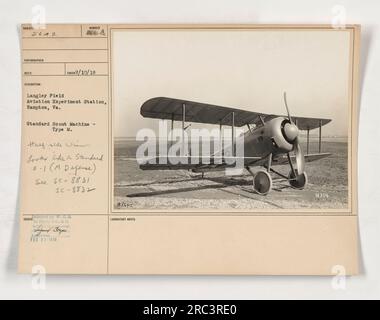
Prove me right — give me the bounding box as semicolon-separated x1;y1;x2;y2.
283;123;299;143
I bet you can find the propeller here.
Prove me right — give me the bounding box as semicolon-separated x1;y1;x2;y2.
283;92;305;175
283;92;292;123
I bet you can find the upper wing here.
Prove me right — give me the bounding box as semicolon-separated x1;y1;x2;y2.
141;97;266;127
141;97;331;130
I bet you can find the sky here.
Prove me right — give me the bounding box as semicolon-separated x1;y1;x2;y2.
112;28;351;138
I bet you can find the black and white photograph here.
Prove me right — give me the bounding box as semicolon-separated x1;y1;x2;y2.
112;27;353;211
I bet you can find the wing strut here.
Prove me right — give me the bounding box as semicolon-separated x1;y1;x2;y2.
219;122;223;157
306;129;310;155
182;103;186;156
318;119;322;153
218;111;236;157
232;111;235;157
170;113;174;156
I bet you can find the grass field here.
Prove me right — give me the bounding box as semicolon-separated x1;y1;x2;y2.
114;138;348;210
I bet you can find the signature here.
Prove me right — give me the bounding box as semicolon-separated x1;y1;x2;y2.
33;225;68;236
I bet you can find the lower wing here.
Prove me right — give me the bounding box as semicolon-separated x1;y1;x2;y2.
139;156;261;171
138;153;331;171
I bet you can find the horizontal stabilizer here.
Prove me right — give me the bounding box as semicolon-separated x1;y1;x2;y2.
273;152;331;165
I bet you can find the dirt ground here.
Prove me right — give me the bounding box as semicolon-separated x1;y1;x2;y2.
114;139;348;210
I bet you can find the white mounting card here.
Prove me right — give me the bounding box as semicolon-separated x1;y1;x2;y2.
18;24;360;275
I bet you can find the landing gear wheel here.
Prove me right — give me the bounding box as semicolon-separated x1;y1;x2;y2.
288;170;308;189
253;170;272;195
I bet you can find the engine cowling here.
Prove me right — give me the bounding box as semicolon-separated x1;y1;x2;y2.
264;117;299;153
241;116;300;158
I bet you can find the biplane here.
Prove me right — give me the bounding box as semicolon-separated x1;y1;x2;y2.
139;93;331;195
